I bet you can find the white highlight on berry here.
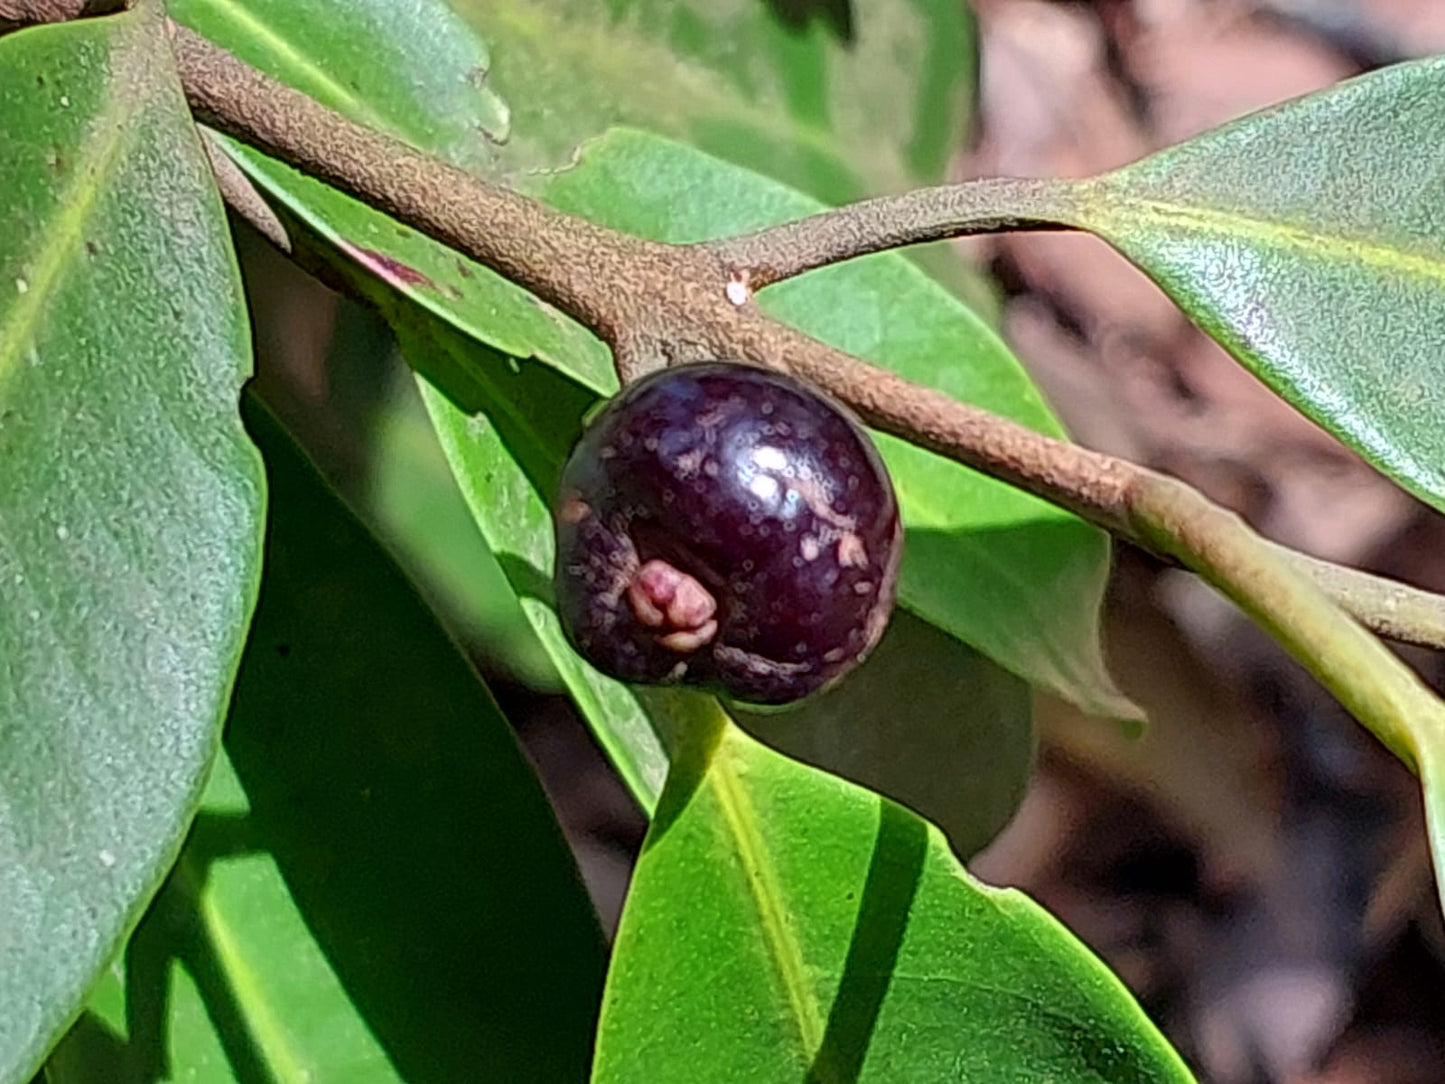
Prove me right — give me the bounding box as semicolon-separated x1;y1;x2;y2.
749;474;780;502
752;446;787;472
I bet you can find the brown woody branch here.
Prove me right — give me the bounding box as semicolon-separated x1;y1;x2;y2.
0;0;121;32
161;25;1445;660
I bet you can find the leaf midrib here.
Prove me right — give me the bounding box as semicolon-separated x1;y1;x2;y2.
1082;192;1445;284
711;728;825;1068
0;33;147;399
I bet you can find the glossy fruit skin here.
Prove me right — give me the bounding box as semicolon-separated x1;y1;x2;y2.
553;361;902;705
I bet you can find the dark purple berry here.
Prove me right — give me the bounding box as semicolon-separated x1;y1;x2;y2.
553;361;902;705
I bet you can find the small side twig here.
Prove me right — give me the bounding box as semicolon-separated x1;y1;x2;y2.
700;178;1073;289
1280;548;1445;652
199;128;291;253
1131;473;1437;773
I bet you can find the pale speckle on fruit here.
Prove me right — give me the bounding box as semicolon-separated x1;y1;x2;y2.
837;533;868;568
558;492;591;525
659;621;719;652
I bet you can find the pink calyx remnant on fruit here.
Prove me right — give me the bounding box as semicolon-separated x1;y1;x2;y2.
628;559;718;652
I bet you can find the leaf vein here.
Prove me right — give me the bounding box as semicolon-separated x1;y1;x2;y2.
0;74;141;400
711;733;825;1063
1100;196;1445;283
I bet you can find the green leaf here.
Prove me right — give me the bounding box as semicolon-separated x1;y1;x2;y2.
46;397;607;1083
594;707;1195;1083
409;321;670;811
178;0;972;199
0;9;263;1079
168;0;511;173
733;612;1033;861
449;0;990;308
451;0;975;199
534;129;1135;722
173;0;620;380
175;0;984;401
1068;56;1445;512
364;369;559;690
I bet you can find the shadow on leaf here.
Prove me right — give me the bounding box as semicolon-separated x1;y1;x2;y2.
46;396;606;1083
808;799;926;1082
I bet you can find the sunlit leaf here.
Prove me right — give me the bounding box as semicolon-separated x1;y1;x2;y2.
1068;56;1445;511
449;0;976;201
595;707;1195;1083
0;8;263;1077
169;0;510;173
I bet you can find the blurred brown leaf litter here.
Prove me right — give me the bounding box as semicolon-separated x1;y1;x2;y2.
965;3;1445;1081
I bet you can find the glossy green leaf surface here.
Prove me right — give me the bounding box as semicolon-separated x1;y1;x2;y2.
179;0;982;400
47;399;607;1082
169;0;511;173
1071;56;1445;511
365;369;558;690
180;0;973;204
451;0;975;201
0;10;263;1079
595;709;1195;1083
178;0;623;392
